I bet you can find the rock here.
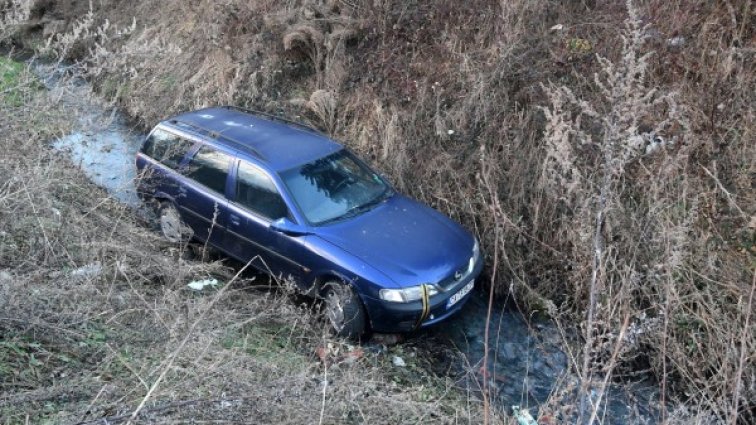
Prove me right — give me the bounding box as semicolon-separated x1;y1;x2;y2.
392;356;406;367
0;270;11;284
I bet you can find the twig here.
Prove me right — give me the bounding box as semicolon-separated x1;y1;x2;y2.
588;314;630;425
701;165;748;220
482;228;499;425
123;257;257;425
73;397;253;425
318;348;328;425
729;271;755;425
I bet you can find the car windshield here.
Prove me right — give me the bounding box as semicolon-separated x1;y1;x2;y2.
280;150;391;225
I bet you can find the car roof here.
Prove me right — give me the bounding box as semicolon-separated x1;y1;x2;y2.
162;106;343;171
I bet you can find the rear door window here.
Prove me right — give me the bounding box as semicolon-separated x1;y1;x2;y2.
236;161;289;220
184;146;232;194
142;128;195;169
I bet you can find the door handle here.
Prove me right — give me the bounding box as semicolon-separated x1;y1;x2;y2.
229;215;241;226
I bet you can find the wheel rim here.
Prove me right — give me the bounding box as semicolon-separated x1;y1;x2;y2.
325;288;346;332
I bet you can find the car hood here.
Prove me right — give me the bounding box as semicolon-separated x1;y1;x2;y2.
313;194;474;287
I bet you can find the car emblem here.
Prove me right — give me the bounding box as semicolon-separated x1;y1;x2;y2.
454;270;464;281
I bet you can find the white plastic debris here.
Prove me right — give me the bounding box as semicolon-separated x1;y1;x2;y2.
447;129;455;135
392;356;406;367
187;278;220;291
667;36;685;48
550;24;564;31
512;406;538;425
645;135;665;154
71;263;103;279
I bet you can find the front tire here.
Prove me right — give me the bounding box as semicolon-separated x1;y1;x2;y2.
158;202;193;244
323;281;366;340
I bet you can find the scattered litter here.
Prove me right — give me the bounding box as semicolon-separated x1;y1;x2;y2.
392;356;406;367
71;262;103;279
315;343;364;364
315;345;330;362
187;278;220;291
645;135;665;154
343;348;364;364
447;129;455;135
550;24;564;31
667;36;685;48
512;406;538;425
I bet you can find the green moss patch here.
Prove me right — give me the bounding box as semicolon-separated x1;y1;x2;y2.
0;57;40;106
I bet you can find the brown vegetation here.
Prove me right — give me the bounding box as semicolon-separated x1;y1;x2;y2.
2;0;754;423
0;62;486;423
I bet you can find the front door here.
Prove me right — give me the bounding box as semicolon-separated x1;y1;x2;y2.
224;160;311;283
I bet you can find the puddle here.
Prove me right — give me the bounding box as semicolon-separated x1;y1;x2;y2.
32;62;146;208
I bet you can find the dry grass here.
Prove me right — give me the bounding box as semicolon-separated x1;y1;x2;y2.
1;0;754;423
0;59;491;424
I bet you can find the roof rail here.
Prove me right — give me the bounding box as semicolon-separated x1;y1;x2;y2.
222;105;322;134
167;118;266;160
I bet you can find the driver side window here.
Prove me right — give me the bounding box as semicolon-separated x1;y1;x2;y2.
236;161;289;221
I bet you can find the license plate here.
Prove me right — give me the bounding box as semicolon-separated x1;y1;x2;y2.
447;280;474;309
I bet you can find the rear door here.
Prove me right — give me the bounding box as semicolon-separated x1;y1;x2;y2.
136;128;197;201
176;145;233;245
224;160;312;282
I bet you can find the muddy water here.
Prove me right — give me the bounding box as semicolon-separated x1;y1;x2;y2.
33;62;145;208
430;294;661;422
34;61;660;424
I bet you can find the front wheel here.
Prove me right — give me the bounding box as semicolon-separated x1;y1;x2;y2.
322;281;367;340
158;202;193;244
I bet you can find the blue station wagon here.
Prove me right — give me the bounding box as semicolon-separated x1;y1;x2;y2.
136;106;483;338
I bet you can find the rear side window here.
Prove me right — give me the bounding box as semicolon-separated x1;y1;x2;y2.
142;128;194;169
236;161;288;220
184;146;231;194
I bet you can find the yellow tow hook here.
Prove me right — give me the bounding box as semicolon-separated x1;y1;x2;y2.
413;284;431;331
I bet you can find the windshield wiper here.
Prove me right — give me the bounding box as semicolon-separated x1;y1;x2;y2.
317;188;394;226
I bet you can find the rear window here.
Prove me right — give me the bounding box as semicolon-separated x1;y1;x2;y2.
184;146;231;194
142;128;195;169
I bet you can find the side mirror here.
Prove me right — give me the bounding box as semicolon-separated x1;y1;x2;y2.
270;217;310;236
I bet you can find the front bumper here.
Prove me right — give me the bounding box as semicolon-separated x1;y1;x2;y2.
362;257;484;333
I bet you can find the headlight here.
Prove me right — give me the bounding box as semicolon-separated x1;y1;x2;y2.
379;284;439;303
